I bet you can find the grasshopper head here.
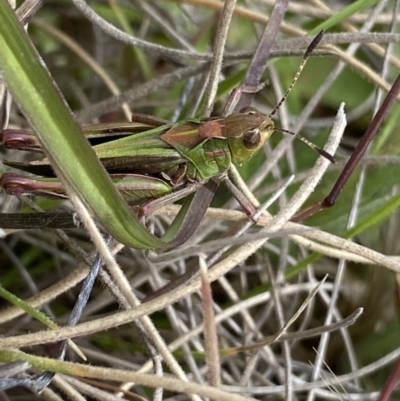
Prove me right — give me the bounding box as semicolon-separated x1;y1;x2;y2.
226;107;274;165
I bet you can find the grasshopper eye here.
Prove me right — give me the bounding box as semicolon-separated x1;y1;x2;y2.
242;128;261;149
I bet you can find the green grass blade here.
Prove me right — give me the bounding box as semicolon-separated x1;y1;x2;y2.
0;0;166;249
309;0;380;34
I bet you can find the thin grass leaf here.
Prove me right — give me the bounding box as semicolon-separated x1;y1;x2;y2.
0;1;166;249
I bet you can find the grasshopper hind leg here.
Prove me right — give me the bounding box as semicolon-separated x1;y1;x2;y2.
138;183;201;218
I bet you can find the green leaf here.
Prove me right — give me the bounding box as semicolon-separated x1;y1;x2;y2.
0;0;166;249
309;0;380;34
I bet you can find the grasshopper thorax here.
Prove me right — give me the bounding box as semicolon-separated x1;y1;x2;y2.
225;106;274;165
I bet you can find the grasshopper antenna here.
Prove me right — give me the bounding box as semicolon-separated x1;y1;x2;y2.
275;128;335;163
269;31;333;163
270;30;324;117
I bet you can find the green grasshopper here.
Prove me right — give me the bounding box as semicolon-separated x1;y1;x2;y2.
0;108;290;199
0;32;332;246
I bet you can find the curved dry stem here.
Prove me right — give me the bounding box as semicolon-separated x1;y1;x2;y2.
0;349;257;401
66;192;192;385
158;205;400;271
202;0;237;116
